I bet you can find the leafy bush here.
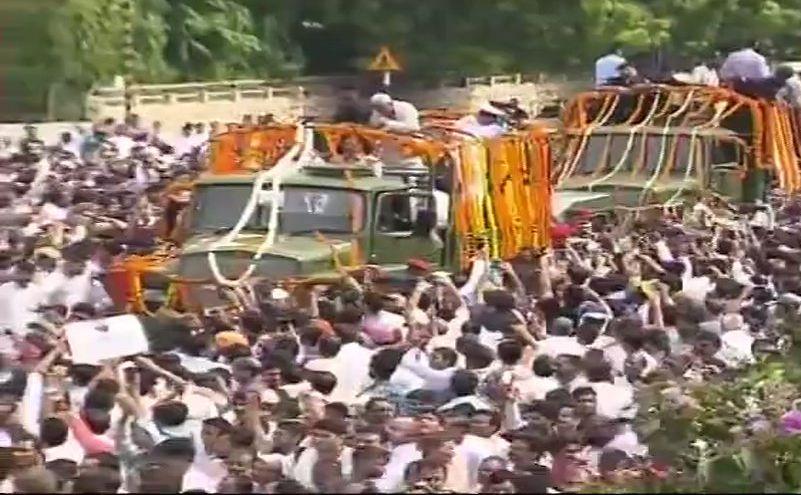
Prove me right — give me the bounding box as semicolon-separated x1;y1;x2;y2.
591;347;801;492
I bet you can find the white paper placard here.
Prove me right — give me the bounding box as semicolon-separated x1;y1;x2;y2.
65;314;149;365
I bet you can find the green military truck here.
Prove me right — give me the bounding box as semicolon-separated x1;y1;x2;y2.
554;85;782;220
108;122;556;313
120;161;456;311
177;164;449;280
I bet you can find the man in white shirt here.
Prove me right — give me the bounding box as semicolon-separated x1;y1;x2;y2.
595;48;627;87
455;418;510;488
375;418;470;493
455;104;506;139
691;62;720;87
396;347;457;393
325;330;374;403
182;418;231;493
0;262;45;336
24;140;51;199
173;124;197;158
40;417;85;464
368;93;420;133
715;313;755;368
190;123;209;150
48;260;94;309
374;418;420;492
57;131;83;158
776;65;801;108
108;132;135;160
719;42;771;82
680;255;716;303
389;347;427;395
536;317;586;359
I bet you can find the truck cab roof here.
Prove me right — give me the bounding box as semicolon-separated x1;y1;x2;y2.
194;163;416;194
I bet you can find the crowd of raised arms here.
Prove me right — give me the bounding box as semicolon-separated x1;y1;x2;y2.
0;44;800;493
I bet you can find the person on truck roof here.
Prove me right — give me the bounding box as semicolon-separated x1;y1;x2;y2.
603;63;646;87
455;104;506;139
368;93;420;133
333;86;371;125
330;134;375;165
775;65;801;108
594;46;627;87
719;41;771;83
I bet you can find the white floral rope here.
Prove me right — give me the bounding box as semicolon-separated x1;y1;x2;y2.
206;125;311;287
638;91;697;204
587;92;663;190
663;101;730;207
663;128;699;208
556;94;620;186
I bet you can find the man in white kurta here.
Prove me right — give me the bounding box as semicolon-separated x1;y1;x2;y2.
368;93;420;133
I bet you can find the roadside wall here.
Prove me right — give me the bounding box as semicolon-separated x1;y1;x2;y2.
85;74;587;134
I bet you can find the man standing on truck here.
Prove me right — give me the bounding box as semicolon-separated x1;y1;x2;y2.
368;93;420;132
719;41;771;83
455;103;506;138
775;65;801;108
595;45;627;87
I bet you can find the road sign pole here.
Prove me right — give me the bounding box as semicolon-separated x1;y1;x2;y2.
368;46;401;88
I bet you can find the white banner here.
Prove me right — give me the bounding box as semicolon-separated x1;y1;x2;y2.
65;314;149;365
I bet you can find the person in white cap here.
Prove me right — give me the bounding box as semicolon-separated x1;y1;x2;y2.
455;103;506;138
368;93;420;132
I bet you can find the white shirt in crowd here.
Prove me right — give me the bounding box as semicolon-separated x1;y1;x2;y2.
0;282;45;336
173;134;197;158
397;347;456;392
321;341;374;403
591;380;636;419
108;134;136;159
61;135;83;158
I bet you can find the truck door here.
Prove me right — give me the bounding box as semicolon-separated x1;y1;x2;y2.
370;191;446;266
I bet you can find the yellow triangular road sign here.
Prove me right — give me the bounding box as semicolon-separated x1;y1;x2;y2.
368;46;401;72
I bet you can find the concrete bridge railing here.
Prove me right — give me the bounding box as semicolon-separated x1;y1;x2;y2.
86;74;584;134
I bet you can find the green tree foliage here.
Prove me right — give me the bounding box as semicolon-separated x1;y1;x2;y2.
164;0;264;80
131;0;174;83
590;349;801;493
20;0;801;95
46;0;299;88
48;0;135;86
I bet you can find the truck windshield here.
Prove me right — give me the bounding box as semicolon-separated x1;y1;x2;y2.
191;184;261;231
281;187;365;234
191;184;364;234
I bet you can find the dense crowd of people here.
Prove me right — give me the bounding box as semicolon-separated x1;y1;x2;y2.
0;103;798;495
